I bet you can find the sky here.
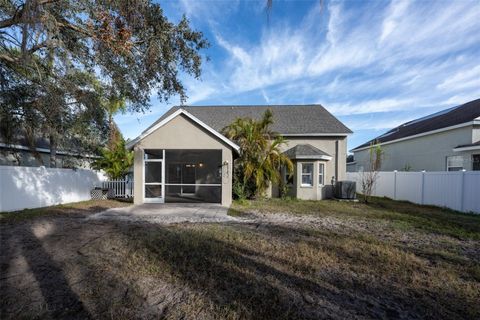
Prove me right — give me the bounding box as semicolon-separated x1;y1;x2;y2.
114;0;480;151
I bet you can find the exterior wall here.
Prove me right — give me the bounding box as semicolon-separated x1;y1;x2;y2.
294;160;331;200
133;114;233;206
353;126;476;172
346;162;356;172
0;148;94;169
281;136;347;181
270;136;347;199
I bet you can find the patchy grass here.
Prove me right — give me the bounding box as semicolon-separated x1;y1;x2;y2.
0;199;128;223
230;197;480;240
1;197;479;319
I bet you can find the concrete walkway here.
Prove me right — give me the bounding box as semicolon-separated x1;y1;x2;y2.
89;203;238;224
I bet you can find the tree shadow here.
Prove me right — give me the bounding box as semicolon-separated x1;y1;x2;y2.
1;223;91;319
363;198;480;239
118;221;478;319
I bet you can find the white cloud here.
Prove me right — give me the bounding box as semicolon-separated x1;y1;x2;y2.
437;65;480;91
380;0;411;43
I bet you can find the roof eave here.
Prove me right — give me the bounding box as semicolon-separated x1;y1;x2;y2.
291;155;333;161
453;145;480;152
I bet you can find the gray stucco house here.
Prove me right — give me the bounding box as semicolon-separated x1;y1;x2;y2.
0;130;97;169
127;105;352;206
349;98;480;172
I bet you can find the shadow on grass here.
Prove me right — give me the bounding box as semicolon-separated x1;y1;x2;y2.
118;222;479;319
364;197;480;240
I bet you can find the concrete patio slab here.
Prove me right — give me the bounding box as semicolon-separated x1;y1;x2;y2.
88;203;237;224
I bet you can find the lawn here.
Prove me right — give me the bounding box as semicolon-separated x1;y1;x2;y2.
1;198;479;319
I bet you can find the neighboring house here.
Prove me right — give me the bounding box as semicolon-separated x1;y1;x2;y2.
127;105;352;206
346;154;356;172
0;131;97;169
350;99;480;172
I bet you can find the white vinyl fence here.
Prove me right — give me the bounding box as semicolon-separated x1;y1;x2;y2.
0;166;106;212
102;179;133;198
346;171;480;213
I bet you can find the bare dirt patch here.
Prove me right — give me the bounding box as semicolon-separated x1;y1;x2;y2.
1;198;479;319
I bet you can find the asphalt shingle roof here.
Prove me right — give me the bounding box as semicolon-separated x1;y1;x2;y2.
455;140;480;148
143;104;352;135
283;144;331;159
352;98;480;151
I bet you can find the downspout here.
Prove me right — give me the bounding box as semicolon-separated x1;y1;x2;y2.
335;140;339;181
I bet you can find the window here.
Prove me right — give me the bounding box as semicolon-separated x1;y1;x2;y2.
318;163;325;186
446;155;464;171
473;155;480;171
283;166;293;185
301;163;313;186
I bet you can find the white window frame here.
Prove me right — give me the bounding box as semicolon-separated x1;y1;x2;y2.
301;163;314;187
143;149;165;203
318;163;325;186
446;155;464;171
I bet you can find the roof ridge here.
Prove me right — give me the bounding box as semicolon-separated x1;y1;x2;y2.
180;104;325;108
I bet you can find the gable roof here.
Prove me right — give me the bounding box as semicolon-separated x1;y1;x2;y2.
283;144;332;160
352;98;480;151
127;109;240;151
143;104;352;136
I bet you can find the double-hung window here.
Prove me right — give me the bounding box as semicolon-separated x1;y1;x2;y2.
446;155;464;171
301;163;313;186
318;163;325;186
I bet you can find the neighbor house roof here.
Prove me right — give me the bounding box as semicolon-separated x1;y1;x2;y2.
352;98;480;151
143;104;352;136
0;128;96;157
453;140;480;152
283;144;332;160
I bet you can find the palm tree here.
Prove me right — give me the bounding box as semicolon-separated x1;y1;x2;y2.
104;96;126;150
222;110;293;198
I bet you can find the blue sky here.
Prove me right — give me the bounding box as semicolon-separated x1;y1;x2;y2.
115;0;480;151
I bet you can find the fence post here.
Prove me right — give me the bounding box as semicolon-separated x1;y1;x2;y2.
421;170;426;205
460;170;466;212
393;170;397;200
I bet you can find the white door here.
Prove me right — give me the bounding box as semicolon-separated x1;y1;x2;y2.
143;154;165;203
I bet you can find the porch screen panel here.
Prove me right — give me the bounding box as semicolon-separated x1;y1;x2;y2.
165;150;222;203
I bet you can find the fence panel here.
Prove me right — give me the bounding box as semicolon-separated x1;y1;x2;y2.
0;166;106;212
374;171;396;198
463;172;480;213
102;180;133;198
395;172;423;204
423;172;463;211
346;171;480;213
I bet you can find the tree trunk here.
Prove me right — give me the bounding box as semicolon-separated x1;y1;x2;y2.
49;133;57;168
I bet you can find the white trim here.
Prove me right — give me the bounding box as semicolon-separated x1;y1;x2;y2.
164;183;222;186
294;155;332;161
300;162;314;187
318;162;325;187
453;145;480;152
126;109;240;152
283;133;350;137
446;155;465;172
347;161;357;165
143;151;165;203
0;143;99;158
351;121;479;152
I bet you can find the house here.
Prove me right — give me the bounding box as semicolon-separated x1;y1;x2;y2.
350;98;480;172
126;105;352;206
0;130;97;169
